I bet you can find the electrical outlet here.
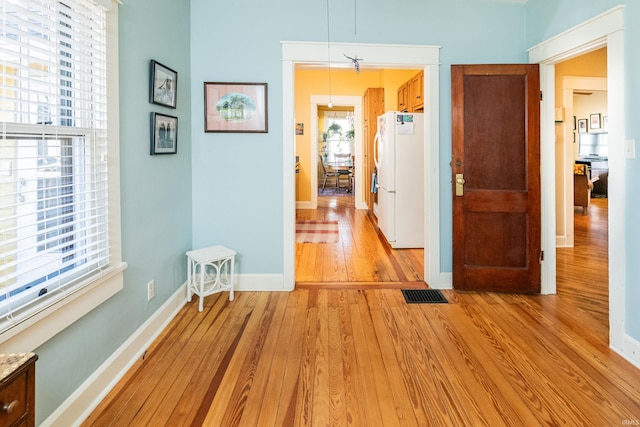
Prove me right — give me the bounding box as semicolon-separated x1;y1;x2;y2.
147;280;155;301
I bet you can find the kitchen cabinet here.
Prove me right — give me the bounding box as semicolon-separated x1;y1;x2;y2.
396;70;424;112
363;88;384;216
397;83;409;112
0;353;37;427
410;71;424;111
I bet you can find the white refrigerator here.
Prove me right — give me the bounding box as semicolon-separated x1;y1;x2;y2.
374;111;424;248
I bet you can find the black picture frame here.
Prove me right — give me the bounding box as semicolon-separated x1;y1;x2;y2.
150;112;178;155
150;60;177;109
577;118;588;134
590;113;601;130
204;82;268;133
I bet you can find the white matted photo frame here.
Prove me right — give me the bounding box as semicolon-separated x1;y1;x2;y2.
577;118;588;133
151;112;178;155
150;60;177;109
204;82;268;133
590;113;601;130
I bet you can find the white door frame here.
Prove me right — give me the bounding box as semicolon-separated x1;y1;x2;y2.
557;76;607;248
529;6;627;355
306;95;365;211
281;42;443;290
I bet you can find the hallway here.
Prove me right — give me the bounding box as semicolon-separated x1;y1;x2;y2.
295;195;425;287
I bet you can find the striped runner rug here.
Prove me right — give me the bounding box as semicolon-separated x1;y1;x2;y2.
295;220;339;243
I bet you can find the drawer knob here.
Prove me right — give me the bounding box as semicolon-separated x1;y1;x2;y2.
2;400;18;414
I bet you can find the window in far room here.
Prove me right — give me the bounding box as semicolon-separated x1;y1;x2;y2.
320;109;355;165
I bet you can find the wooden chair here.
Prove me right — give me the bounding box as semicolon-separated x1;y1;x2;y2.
319;155;339;192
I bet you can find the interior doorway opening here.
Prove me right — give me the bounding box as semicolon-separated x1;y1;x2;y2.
282;42;442;291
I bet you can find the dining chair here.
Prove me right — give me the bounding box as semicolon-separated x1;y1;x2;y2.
319;155;339;192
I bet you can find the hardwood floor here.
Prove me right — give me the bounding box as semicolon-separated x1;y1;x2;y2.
83;197;640;426
295;194;425;287
557;198;609;328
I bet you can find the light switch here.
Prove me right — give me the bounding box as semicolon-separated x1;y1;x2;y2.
625;139;636;159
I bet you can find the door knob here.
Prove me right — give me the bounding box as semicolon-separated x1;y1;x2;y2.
455;174;465;196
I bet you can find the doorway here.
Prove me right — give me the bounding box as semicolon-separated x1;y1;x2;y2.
529;5;624;349
554;50;609;329
282;42;442;290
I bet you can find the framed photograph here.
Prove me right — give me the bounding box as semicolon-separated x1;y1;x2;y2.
150;112;178;155
150;60;177;108
590;113;601;130
296;123;304;135
204;82;268;133
603;116;608;132
573;116;576;131
577;118;588;134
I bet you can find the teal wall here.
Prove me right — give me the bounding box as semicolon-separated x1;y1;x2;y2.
30;0;640;423
189;0;527;274
33;0;192;423
527;0;640;347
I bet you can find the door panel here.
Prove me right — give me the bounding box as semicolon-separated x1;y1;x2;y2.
451;64;541;293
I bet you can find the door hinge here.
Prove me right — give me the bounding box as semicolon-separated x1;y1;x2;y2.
540;91;543;101
539;250;544;262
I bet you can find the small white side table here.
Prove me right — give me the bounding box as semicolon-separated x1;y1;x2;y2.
186;245;236;312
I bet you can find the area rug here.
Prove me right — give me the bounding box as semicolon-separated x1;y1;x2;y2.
295;220;339;243
318;186;353;196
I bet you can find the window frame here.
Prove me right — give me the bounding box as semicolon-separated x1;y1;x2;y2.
0;1;125;353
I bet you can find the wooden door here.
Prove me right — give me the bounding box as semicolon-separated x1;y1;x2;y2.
451;64;541;292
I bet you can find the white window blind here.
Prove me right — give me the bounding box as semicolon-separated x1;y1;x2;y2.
0;0;109;332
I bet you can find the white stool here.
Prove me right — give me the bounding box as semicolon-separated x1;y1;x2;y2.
186;245;236;312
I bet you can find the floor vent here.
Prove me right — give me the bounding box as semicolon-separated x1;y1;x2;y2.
401;289;448;304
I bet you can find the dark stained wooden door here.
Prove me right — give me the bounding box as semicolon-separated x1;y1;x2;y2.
451;64;541;292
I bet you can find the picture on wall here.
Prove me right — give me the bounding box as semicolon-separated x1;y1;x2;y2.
577;118;588;133
151;112;178;155
150;60;178;109
590;113;601;130
204;82;268;133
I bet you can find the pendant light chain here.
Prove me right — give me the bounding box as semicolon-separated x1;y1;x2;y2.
326;0;333;108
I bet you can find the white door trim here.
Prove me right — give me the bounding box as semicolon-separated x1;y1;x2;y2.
529;6;628;357
308;95;365;211
281;42;444;289
557;76;607;248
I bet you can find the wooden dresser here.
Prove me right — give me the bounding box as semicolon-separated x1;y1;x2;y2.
0;353;37;427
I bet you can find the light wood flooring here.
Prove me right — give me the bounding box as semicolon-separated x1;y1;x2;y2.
295;194;425;287
83;198;640;426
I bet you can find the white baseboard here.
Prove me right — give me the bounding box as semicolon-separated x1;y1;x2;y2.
556;235;569;247
296;201;314;209
355;200;368;210
429;272;453;290
42;283;188;427
41;272;290;426
615;333;640;369
236;273;289;291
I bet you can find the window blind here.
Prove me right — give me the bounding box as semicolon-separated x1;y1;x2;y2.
0;0;109;331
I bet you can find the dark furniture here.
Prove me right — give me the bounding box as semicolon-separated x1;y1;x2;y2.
0;353;38;427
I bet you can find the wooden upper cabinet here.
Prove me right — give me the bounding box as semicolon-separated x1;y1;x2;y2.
410;71;424;111
397;83;409;112
397;70;424;112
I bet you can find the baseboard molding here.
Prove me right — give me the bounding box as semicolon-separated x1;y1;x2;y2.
236;273;290;291
428;272;453;290
616;333;640;369
41;283;188;427
296;200;314;209
556;235;569;247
